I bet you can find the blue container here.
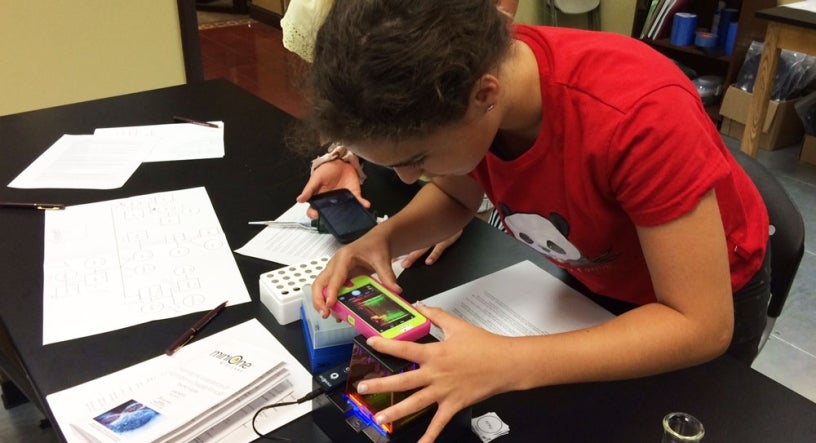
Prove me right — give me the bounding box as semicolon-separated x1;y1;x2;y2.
717;8;739;49
670;12;697;46
695;31;718;49
724;21;739;55
300;306;353;373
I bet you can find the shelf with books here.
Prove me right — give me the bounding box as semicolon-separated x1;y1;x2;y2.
643;37;734;63
632;0;777;121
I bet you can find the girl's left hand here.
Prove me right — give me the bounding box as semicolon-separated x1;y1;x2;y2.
400;229;463;268
356;304;514;443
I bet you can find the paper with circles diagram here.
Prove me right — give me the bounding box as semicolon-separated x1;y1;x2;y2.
42;187;250;344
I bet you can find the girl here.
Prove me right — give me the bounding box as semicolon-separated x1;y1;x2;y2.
308;1;770;442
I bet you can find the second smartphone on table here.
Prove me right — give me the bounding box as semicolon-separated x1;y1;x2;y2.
308;188;377;244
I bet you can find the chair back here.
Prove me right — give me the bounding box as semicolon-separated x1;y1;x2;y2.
731;149;805;320
550;0;601;30
553;0;601;14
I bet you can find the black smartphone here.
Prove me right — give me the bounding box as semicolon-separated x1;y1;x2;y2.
308;189;377;244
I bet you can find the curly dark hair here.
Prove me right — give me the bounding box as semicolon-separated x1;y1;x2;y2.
308;0;512;145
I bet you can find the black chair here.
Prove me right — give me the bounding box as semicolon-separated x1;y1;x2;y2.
731;149;805;352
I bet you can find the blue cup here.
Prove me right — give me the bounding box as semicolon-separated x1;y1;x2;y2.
670;12;697;46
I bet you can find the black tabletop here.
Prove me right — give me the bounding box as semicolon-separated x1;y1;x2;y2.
1;80;815;442
757;4;816;30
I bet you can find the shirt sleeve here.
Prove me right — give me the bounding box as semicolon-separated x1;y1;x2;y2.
606;85;731;227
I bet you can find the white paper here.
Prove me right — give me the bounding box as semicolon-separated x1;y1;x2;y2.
235;203;343;265
8;134;154;189
783;1;816;13
235;202;395;266
95;121;225;162
71;346;288;443
422;261;614;339
42;187;251;344
47;319;313;443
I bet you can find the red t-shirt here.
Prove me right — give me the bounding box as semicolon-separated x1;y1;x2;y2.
470;25;768;305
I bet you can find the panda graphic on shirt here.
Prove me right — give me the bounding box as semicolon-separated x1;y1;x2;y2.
498;203;619;267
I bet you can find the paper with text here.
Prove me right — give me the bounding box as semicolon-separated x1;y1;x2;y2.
42;187;250;344
783;1;816;13
95;121;225;162
422;261;614;339
235;202;343;265
47;319;313;443
8;134;154;189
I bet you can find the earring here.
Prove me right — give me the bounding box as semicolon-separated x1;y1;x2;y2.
486;104;495;113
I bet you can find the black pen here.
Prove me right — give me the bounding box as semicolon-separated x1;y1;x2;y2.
165;301;228;356
172;115;219;128
0;202;65;211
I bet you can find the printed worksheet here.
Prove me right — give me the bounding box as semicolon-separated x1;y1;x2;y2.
8;134;154;189
236;202;390;266
422;260;614;339
47;319;313;443
42;187;251;344
783;1;816;13
95;121;225;162
235;202;343;265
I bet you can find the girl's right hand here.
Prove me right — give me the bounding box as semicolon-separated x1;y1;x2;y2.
311;228;401;319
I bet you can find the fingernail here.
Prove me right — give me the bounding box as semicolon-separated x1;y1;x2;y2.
375;413;388;424
366;336;378;346
357;383;368;394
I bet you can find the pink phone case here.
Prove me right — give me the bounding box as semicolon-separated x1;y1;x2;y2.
325;280;430;341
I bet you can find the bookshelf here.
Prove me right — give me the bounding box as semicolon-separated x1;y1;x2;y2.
632;0;776;120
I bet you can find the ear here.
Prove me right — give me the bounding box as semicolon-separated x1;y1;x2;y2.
470;73;500;113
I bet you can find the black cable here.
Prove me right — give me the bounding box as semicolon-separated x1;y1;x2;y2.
251;387;326;441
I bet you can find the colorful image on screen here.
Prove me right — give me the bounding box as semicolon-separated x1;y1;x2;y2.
339;283;413;332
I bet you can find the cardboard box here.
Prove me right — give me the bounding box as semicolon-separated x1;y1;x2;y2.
719;85;805;150
801;135;816;166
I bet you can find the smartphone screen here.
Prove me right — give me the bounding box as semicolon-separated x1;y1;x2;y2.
309;189;376;243
338;283;415;333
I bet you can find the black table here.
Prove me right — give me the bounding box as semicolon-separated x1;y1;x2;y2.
2;80;815;442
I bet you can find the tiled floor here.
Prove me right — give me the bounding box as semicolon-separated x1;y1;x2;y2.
743;141;816;403
2;13;815;443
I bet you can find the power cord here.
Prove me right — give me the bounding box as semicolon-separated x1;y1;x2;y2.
251;387;326;441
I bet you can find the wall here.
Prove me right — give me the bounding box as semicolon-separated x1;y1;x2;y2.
515;0;638;35
0;1;187;116
601;0;638;35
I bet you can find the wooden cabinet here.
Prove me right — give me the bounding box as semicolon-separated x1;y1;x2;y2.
249;0;288;27
632;0;776;119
